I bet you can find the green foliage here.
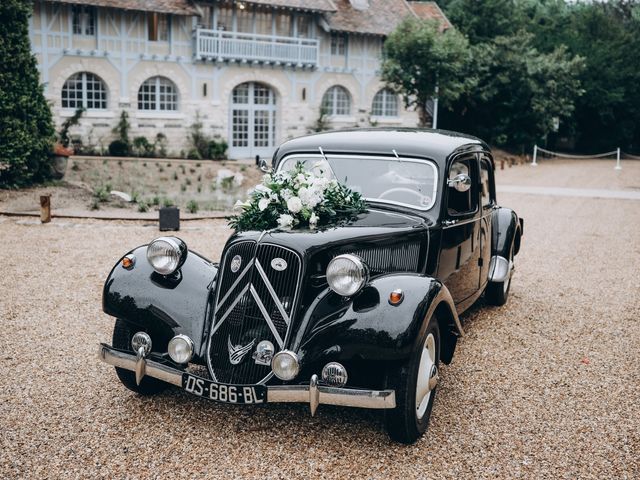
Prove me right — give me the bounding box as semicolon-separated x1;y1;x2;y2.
155;133;168;157
188;112;208;159
207;139;228;160
0;0;55;187
186;199;199;214
382;19;473;126
311;106;330;132
437;0;639;151
220;175;235;191
58;108;84;148
93;183;111;203
108;139;129;157
444;33;584;149
137;200;149;213
162;197;174;207
132;136;155;157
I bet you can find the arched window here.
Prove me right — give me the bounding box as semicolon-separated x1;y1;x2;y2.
138;76;178;111
372;89;398;117
61;72;107;109
321;86;351;116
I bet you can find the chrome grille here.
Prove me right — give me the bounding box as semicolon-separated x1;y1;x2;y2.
207;241;301;385
348;241;421;273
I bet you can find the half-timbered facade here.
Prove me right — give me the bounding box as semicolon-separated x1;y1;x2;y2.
30;0;450;159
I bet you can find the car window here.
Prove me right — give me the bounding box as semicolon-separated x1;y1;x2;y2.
447;157;477;216
480;158;493;207
278;155;438;210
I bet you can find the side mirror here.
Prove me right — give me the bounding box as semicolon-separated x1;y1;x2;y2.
447;173;472;192
258;158;271;173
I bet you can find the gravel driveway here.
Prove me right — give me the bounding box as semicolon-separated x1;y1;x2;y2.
1;161;639;479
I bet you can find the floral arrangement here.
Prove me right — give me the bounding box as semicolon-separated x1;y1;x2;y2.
229;162;367;231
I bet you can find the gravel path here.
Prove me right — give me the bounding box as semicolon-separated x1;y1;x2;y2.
1;162;639;479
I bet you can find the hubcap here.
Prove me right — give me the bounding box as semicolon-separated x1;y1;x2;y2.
415;332;437;420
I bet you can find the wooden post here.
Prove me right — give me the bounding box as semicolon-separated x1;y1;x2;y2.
40;195;51;223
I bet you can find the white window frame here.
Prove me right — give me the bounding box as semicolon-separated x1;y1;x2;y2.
330;33;347;56
322;86;351;117
72;5;96;36
372;89;399;118
61;72;107;110
138;77;179;112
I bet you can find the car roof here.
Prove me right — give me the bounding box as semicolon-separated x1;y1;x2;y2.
273;128;489;165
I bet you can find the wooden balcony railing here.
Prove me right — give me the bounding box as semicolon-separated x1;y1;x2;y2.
194;29;319;67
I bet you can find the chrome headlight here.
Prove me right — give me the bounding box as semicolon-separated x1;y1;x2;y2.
326;254;369;297
146;236;187;275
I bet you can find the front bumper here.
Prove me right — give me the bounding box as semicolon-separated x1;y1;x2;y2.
98;344;396;414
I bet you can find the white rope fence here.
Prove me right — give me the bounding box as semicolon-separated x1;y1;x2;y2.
531;145;640;170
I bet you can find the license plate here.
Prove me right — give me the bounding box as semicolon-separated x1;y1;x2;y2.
182;373;266;404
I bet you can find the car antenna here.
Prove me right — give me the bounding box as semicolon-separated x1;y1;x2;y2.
392;149;400;160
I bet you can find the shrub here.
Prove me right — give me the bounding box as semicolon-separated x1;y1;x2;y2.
58;108;85;148
188;112;209;159
187;148;202;160
108;140;129;157
112;111;131;154
155;133;168;157
0;0;55;187
173;172;178;180
162;197;174;207
207;139;228;160
185;178;192;186
186;200;199;213
137;200;149;213
132;136;155;157
151;195;160;206
180;183;187;192
93;184;111;203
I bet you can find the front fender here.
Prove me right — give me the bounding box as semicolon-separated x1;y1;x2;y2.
490;207;522;282
292;274;462;372
102;245;218;362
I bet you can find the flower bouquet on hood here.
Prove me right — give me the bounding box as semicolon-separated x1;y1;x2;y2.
228;162;367;231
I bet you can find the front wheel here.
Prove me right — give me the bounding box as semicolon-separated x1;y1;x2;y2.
112;319;168;395
385;315;440;444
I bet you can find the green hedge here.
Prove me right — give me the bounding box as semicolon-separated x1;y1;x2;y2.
0;0;54;188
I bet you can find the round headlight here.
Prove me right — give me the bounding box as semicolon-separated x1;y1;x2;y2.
168;334;194;364
146;237;187;275
326;254;369;297
271;350;300;381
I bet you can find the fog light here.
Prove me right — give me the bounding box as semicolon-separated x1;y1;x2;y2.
321;362;348;387
168;334;194;364
271;350;299;381
131;332;152;356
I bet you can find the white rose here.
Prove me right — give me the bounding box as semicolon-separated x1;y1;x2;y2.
258;198;270;211
296;173;307;184
287;196;303;214
233;200;250;211
309;212;319;229
255;184;272;195
280;188;293;201
277;214;294;229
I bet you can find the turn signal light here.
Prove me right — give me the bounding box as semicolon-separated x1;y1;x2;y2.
389;289;404;306
122;254;135;269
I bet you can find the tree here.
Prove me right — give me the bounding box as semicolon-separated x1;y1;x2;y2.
0;0;54;187
381;19;473;126
442;33;584;150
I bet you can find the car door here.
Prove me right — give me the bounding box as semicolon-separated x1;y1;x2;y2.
479;154;495;289
437;154;481;305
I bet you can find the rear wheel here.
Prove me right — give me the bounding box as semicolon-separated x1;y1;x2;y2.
385;315;440;444
485;244;514;306
112;319;168;395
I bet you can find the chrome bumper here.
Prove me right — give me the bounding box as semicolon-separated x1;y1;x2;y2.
98;344;396;413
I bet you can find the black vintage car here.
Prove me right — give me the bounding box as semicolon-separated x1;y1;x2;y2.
99;129;523;443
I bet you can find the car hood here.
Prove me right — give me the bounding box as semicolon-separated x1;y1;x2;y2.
231;208;428;257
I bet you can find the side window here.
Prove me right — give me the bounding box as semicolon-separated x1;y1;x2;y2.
447;157;478;216
480;158;494;207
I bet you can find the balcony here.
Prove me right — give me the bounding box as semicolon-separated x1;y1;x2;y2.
194;29;319;68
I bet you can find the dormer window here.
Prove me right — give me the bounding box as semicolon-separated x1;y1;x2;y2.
72;5;95;36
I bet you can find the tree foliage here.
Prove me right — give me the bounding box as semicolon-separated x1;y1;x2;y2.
401;0;639;152
381;19;472;126
0;0;54;187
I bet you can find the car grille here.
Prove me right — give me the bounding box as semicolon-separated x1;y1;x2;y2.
207;241;301;385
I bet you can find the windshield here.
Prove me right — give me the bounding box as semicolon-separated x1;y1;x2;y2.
277;154;438;210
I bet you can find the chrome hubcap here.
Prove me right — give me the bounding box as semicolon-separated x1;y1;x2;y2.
416;333;437;419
